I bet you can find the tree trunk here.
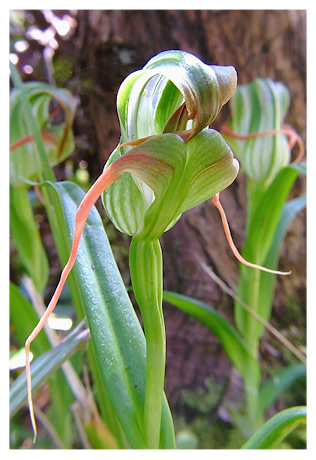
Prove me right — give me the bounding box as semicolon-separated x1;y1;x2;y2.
66;10;306;414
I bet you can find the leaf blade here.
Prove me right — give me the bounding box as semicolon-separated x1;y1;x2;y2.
10;186;49;293
10;322;90;417
242;406;306;449
45;180;175;448
163;291;260;388
258;363;306;414
10;282;50;356
235;164;301;339
254;193;307;338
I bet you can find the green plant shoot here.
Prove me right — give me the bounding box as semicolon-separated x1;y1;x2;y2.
221;77;305;432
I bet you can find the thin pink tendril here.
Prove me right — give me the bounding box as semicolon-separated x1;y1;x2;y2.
212;193;291;276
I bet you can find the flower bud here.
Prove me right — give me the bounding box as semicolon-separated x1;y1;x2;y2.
223;78;291;185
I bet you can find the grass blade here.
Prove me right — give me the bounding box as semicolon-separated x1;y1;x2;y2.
235;164;301;341
242;406;306;449
243;164;301;265
10;322;90;417
10;283;78;446
255;193;307;339
10;282;50;356
163;291;260;387
10;187;49;293
259;363;306;414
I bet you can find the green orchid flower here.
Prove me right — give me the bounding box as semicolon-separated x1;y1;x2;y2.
100;50;239;448
23;51;242;448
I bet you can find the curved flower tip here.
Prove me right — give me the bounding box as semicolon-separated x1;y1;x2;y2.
212;65;237;109
212;193;291;276
118;50;238;144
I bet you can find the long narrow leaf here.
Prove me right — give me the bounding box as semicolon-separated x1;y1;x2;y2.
259;363;306;414
163;291;260;388
242;406;306;449
235;164;301;339
10;282;50;356
10;187;49;293
255;193;307;338
44;180;175;449
10;282;75;446
243;164;301;265
10;322;90;417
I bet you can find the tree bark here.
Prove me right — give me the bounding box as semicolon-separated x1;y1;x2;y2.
65;10;306;410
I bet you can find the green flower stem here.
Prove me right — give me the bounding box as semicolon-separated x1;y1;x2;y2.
244;269;261;359
240;260;264;432
129;238;166;449
240;181;276;432
238;177;280;432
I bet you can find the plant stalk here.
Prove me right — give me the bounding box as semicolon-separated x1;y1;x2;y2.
238;182;271;432
129;238;166;449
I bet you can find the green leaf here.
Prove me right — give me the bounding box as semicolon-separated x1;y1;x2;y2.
10;282;77;446
254;194;306;338
163;291;260;389
269;193;306;258
235;164;302;340
293;162;306;175
44;180;175;449
10;282;50;356
10;186;49;293
259;363;306;414
245;164;300;263
242;406;306;449
10;321;90;418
